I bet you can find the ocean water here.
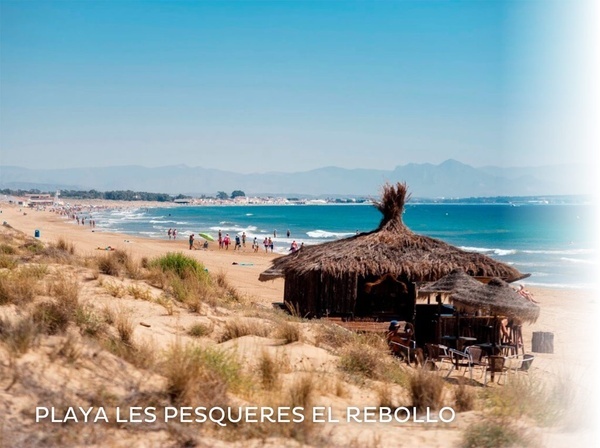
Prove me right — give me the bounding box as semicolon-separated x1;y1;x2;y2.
86;203;597;289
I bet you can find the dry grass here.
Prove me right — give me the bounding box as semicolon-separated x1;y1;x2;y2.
32;301;71;335
103;281;126;298
49;273;79;308
0;316;39;356
114;307;134;344
155;295;176;316
74;304;105;337
287;375;315;409
219;319;270;342
485;373;573;426
0;269;39;305
454;377;476;412
162;343;241;407
0;254;17;269
461;418;537;448
127;284;153;301
187;322;212;338
257;350;280;390
339;345;385;380
97;252;122;277
273;321;301;344
408;369;445;413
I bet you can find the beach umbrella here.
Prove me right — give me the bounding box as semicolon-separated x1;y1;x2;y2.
419;269;484;293
198;232;214;242
449;278;540;323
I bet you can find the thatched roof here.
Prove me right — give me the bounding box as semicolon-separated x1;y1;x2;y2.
449;278;540;323
419;268;484;293
259;183;527;283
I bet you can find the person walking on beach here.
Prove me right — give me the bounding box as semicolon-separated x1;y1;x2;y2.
173;229;177;239
234;235;241;251
242;232;246;247
268;237;274;253
224;233;230;250
168;228;172;239
263;237;269;253
253;237;258;252
287;229;290;238
189;234;195;250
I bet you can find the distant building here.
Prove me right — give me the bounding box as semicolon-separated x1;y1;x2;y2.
26;194;54;207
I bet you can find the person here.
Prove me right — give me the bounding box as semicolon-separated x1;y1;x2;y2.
173;228;177;239
224;233;230;250
500;318;511;343
252;237;258;252
289;240;298;253
286;229;290;238
218;234;223;249
234;235;241;250
516;284;538;303
386;320;400;344
268;237;274;253
189;234;195;250
168;228;172;239
202;240;209;250
263;237;269;253
273;229;277;238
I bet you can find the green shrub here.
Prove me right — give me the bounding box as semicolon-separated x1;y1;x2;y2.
149;252;209;281
462;419;535;448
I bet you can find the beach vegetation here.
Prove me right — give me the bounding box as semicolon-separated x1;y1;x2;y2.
148;252;209;281
97;252;122;277
74;304;105;337
162;343;242;407
461;419;536;448
273;321;301;344
485;373;572;426
49;273;79;308
0;253;17;269
103;280;126;298
408;369;445;413
187;322;212;337
218;319;270;342
339;344;384;380
114;306;134;344
0;316;40;355
454;377;476;412
0;243;16;255
257;350;280;390
127;284;154;301
32;301;72;335
287;375;315;409
0;269;38;305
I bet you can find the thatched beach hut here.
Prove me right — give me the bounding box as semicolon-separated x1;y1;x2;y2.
259;183;528;320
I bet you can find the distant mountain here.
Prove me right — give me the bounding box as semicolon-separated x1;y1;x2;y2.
0;160;593;198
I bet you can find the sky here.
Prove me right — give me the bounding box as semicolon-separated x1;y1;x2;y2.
0;0;598;174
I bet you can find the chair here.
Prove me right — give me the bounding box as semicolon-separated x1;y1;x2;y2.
505;353;535;377
447;346;486;380
485;355;508;385
389;337;417;366
423;343;453;373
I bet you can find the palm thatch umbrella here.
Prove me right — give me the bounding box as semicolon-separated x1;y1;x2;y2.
450;278;540;323
419;268;484;294
259;182;528;318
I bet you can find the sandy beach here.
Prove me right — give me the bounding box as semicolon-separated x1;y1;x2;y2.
1;199;598;447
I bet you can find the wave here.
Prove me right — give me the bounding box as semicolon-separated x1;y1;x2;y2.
559;257;596;265
522;249;594;255
459;246;517;256
306;229;355;239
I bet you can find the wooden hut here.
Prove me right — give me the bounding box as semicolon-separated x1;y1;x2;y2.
259;183;528;320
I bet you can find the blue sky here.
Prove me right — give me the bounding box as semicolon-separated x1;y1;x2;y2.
1;0;597;173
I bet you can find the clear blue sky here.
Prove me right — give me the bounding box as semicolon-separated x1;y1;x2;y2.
1;0;597;173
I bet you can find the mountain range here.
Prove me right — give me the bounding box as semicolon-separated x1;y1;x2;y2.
0;159;593;198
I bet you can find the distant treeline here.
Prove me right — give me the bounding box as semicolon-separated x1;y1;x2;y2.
0;188;190;202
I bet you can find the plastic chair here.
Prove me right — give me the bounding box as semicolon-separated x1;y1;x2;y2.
423;343;453;373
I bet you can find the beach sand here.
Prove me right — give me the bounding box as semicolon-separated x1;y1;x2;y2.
1;200;598;447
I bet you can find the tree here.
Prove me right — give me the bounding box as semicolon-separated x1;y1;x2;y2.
231;190;246;199
216;191;229;200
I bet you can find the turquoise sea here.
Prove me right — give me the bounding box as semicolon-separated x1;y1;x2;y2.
86;202;597;289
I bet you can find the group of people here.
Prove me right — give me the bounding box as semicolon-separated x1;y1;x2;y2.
167;228;177;239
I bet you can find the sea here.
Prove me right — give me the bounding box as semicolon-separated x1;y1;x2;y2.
85;201;597;290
